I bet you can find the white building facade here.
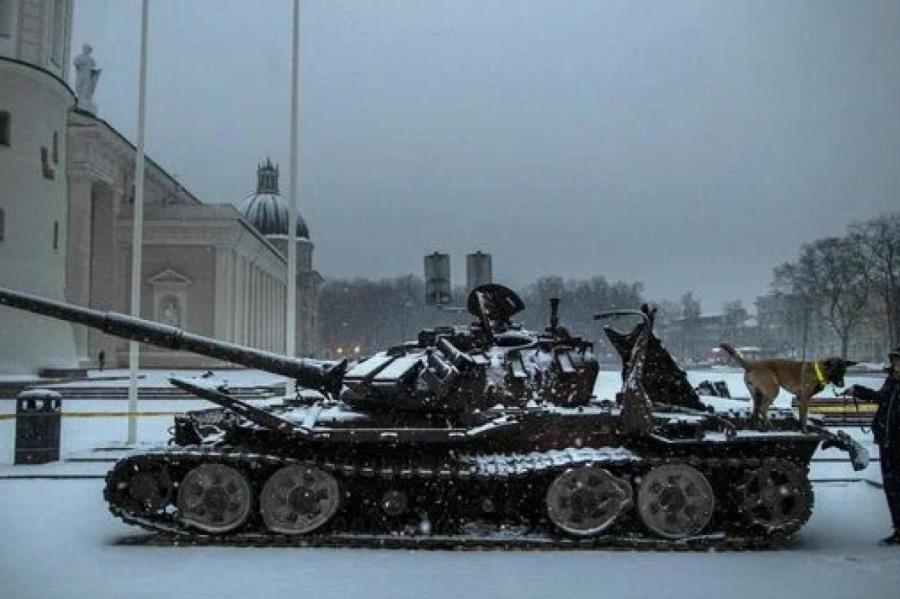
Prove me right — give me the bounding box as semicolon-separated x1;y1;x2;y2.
0;0;78;373
0;0;319;373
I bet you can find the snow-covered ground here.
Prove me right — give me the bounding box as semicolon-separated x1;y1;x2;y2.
1;369;898;599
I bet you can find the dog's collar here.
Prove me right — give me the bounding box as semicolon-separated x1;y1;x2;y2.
813;361;827;386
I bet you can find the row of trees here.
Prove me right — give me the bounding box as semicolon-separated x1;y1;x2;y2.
517;276;645;343
652;293;750;361
317;275;645;358
770;213;900;358
316;212;898;361
318;275;439;358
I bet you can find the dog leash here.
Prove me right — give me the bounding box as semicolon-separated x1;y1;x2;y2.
837;386;869;433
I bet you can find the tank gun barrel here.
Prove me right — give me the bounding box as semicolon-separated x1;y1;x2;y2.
0;286;345;395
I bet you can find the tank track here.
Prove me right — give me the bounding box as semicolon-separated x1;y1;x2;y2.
120;529;773;551
104;445;809;551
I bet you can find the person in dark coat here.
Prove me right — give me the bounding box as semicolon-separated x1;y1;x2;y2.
847;347;900;545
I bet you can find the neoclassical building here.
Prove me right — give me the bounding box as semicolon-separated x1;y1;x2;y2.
0;0;319;373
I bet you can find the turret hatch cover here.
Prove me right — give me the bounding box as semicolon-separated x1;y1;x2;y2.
467;284;525;323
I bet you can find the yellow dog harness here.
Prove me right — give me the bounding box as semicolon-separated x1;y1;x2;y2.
812;361;827;386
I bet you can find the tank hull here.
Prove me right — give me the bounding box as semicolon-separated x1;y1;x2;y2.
105;401;825;548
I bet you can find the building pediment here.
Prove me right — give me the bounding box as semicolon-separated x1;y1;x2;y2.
68;110;202;205
146;268;192;288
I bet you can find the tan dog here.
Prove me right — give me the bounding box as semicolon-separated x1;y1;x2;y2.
719;344;856;430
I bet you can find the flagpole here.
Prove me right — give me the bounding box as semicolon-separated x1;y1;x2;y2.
285;0;300;399
127;0;150;444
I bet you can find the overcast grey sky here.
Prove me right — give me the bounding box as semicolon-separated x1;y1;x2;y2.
72;0;900;312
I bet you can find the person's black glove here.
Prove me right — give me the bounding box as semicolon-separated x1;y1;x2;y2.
839;385;862;398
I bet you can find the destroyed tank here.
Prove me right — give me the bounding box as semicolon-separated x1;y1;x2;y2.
0;284;867;548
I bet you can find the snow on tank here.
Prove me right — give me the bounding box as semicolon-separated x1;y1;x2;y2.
0;284;868;548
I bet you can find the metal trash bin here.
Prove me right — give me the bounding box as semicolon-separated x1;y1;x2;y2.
15;389;62;465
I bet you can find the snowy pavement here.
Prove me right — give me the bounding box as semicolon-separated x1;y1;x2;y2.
1;369;899;599
0;367;289;388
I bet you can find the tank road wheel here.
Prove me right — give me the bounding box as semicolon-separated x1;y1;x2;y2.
638;463;715;539
127;469;173;513
546;466;634;536
176;463;252;534
735;459;813;537
260;465;341;535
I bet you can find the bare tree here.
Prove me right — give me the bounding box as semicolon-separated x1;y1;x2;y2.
779;238;869;358
652;299;683;356
772;264;816;358
519;275;644;355
319;275;430;355
851;213;900;348
722;300;748;346
654;299;682;332
680;292;702;359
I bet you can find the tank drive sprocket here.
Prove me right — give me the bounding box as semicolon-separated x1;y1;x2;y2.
733;458;814;537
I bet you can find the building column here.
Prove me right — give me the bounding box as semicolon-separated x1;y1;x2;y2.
263;274;272;351
65;173;93;362
86;181;117;362
275;277;282;351
236;256;247;345
247;265;255;348
259;269;266;349
271;275;278;351
254;267;262;348
270;275;277;351
243;260;251;346
258;272;265;350
245;262;254;347
281;282;287;352
242;260;250;345
214;248;234;341
233;255;243;344
250;266;259;348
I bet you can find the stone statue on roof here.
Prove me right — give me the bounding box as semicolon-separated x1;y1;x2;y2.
74;44;101;114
